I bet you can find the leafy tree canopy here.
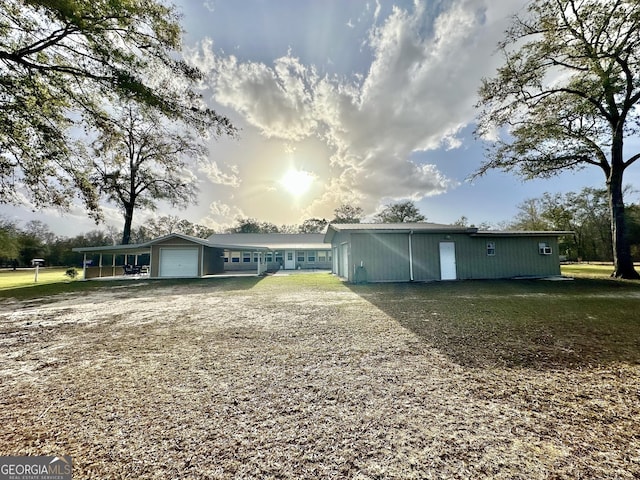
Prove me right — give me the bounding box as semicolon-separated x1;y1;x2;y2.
229;218;280;234
0;0;234;216
373;200;426;223
331;204;364;224
299;218;328;233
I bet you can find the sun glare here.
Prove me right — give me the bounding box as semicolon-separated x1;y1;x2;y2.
280;169;314;196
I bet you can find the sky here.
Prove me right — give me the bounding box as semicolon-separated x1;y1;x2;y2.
4;0;640;237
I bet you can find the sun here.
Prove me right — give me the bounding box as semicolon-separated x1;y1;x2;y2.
280;169;314;196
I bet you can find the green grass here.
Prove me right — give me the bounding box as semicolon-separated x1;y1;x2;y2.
350;278;640;368
561;263;616;278
0;267;78;290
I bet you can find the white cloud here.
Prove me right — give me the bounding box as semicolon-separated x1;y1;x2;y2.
202;0;215;13
202;201;245;231
199;161;240;187
187;0;526;217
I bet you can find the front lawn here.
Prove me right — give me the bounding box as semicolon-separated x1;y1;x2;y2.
0;267;78;290
1;275;638;478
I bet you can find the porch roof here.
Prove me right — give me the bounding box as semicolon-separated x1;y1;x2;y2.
72;233;273;255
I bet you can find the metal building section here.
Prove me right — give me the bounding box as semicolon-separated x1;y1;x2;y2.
325;224;569;283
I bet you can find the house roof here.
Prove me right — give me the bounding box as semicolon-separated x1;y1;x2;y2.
324;223;477;242
472;230;574;237
72;244;151;255
208;233;330;250
324;223;573;243
72;233;272;255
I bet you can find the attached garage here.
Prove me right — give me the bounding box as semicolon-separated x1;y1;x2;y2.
159;248;199;278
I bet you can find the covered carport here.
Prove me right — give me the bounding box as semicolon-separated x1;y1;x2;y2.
72;244;151;279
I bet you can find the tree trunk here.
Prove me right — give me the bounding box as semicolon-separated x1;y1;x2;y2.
608;137;639;279
122;205;134;245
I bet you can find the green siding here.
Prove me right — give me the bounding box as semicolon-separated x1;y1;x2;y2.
331;231;562;283
411;234;444;281
460;235;561;279
351;233;411;282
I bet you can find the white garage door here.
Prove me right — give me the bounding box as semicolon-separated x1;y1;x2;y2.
159;248;199;277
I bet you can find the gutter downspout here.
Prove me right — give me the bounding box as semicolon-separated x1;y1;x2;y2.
409;230;414;282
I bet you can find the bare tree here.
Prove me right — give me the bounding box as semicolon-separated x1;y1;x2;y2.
88;104;217;244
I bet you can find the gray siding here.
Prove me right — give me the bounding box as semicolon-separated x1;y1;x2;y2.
203;247;225;275
330;231;351;280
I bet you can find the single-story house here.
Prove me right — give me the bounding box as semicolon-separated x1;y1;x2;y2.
325;223;572;283
207;233;332;271
72;232;332;279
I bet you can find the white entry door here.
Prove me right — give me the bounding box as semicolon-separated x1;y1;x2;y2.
439;242;457;280
284;250;295;269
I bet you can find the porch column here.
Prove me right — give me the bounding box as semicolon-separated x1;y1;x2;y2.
82;253;87;281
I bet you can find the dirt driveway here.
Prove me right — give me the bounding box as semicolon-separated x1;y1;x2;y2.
1;275;638;479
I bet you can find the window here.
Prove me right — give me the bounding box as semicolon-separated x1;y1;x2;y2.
224;252;229;263
538;242;552;255
231;252;240;263
318;251;327;262
253;253;259;263
275;252;283;263
287;252;293;261
308;252;316;262
486;242;496;256
297;251;305;262
266;253;273;262
243;252;252;263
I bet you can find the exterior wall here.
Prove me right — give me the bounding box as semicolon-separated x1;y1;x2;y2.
350;233;411;282
291;250;332;270
149;237;203;278
412;233;561;281
84;266;120;279
223;251;280;272
203;247;225;275
223;249;332;271
461;235;561;279
330;231;351;280
331;231;561;283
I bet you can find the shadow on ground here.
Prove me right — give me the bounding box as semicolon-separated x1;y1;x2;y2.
348;279;640;370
